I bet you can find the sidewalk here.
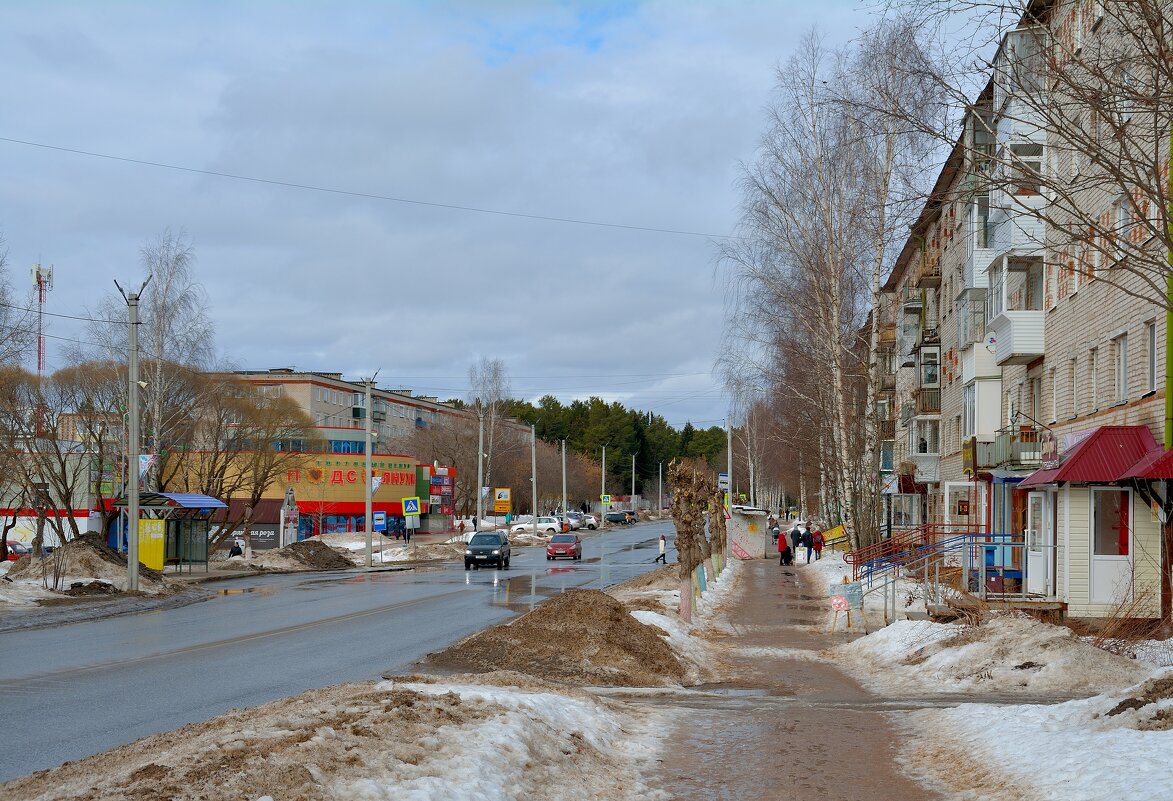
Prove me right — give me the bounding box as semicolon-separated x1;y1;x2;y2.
655;558;938;801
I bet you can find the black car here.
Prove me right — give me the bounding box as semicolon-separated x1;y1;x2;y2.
464;531;511;570
603;510;636;525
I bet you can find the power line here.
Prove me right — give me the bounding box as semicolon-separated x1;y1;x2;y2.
0;135;739;240
0;300;126;326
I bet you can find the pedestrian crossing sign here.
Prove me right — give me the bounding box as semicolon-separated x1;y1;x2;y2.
403;496;421;516
600;494;611;505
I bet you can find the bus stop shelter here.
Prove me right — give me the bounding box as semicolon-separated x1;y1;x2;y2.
113;492;227;574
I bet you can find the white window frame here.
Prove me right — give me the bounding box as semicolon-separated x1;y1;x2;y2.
1147;321;1157;394
1113;334;1129;404
1089;347;1099;411
1050;367;1058;423
1070;357;1079;418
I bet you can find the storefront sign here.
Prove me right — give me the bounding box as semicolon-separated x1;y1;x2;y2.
1040;430;1059;469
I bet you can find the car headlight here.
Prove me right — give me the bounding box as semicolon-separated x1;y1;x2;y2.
491;549;500;555
465;549;472;555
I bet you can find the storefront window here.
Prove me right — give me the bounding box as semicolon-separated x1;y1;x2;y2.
1092;489;1129;556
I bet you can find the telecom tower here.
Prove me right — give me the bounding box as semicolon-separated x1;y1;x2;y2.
31;263;53;375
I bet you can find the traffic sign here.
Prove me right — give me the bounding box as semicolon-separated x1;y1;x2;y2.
600;493;611;506
373;511;386;532
402;496;421;516
493;487;512;514
718;473;730;491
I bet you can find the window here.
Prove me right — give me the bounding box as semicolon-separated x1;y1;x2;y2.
1117;65;1135;124
963;383;976;437
913;419;939;454
1092;489;1129;557
1069;358;1079;418
1113;334;1129;404
974;195;993;249
1050;368;1058;423
1089;348;1099;411
1147;322;1157;394
1029;377;1042;421
880;441;894;472
921;348;940;387
1114;201;1131;260
1009;143;1043;195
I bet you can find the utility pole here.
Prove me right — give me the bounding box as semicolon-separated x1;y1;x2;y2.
601;444;607;500
364;370;379;568
658;461;662;513
530;424;538;526
476;405;485;530
631;453;636;511
726;417;733;512
116;277;151;593
561;439;568;531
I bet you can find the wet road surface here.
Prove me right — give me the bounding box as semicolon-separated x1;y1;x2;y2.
0;522;674;782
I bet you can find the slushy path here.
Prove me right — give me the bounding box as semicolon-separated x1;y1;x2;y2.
656;557;938;801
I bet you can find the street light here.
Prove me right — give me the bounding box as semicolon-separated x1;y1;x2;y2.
364;369;380;569
476;402;485;531
115;276;151;592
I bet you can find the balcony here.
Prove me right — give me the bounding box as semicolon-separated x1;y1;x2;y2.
879;323;897;344
992;425;1043;468
881;373;896;391
900;286;923;310
915;253;942;288
914;387;941;415
878;419;896;440
988;256;1045;365
351;407;366;420
918;325;940;347
962;436;998;473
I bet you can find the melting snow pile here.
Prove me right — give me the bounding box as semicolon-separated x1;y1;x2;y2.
0;533;171;605
833;614;1151;696
427;589;686;687
0;673;672;801
248;539;355;572
903;669;1173;801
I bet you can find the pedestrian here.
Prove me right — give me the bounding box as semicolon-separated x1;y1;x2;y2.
228;540;243;558
789;521;802;555
767;512;777;530
471;516;477;532
812;528;825;561
655;534;667;564
801;523;814;564
458;520;466;536
778;533;793;566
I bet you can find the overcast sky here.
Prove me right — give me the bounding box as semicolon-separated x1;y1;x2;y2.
0;1;873;428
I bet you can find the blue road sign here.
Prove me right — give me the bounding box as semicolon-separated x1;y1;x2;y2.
402;496;421;516
373;511;387;532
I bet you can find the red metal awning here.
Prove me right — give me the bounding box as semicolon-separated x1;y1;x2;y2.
1017;425;1159;487
1122;446;1173;480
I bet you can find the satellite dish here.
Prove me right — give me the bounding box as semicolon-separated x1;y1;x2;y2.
984;333;997;353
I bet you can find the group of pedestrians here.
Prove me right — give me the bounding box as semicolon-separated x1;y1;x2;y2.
770;515;823;567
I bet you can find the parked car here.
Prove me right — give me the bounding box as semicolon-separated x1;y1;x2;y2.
510;516;565;535
603;510;637;525
563;512;585;530
546;533;582;561
464;532;511;570
5;541;30;561
581;514;598;530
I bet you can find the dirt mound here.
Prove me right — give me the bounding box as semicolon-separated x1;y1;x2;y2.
256;539;356;569
64;580;119;597
7;533;167;588
427;588;684;686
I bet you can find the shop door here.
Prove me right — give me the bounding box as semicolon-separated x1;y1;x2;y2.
1090;488;1132;605
1025;492;1051;596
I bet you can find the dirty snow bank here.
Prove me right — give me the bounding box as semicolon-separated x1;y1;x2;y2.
832;614;1150;696
0;673;672;801
902;669;1173;801
0;534;173;606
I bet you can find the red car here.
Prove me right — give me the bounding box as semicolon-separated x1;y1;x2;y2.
5;541;31;561
546;533;582;561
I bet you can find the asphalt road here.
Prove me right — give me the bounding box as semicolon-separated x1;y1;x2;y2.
0;521;675;782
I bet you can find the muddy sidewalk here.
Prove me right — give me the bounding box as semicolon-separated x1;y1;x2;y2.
654;559;938;801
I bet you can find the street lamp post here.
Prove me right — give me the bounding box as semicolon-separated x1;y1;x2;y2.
364;370;380;568
561;439;568;531
115;276;151;593
476;404;485;530
530;424;537;528
601;444;606;502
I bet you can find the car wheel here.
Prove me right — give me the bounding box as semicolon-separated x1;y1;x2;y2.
588;524;596;530
547;555;552;560
504;557;510;569
465;562;471;571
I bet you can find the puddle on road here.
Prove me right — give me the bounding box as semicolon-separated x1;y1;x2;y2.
216;586;278;597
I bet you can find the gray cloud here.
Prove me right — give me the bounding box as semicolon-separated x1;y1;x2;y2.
0;0;870;424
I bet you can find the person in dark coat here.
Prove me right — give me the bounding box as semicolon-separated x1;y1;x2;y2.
228;541;243;558
789;522;803;554
801;524;814;563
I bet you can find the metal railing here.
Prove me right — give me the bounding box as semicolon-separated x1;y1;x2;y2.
992;425;1043;467
914;387;941;414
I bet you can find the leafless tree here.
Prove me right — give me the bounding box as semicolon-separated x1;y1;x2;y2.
467;356;513;490
0;238;36;367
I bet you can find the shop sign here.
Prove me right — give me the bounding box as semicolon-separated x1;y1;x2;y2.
1040;430;1059;469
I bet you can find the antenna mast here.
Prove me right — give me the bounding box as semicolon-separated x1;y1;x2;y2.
31;263;53;375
